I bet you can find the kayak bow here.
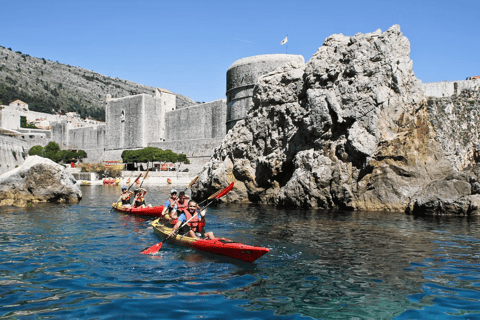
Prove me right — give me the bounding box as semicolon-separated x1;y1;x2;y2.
151;219;270;262
112;203;165;217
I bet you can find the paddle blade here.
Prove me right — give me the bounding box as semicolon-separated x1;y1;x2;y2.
187;176;199;189
129;173;143;190
216;182;234;199
141;242;163;254
207;188;223;200
139;169;150;188
134;173;142;182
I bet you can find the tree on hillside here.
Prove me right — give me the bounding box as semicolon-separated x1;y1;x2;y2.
28;145;44;156
28;143;87;163
45;141;60;153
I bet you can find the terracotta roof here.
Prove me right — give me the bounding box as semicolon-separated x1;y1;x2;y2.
10;99;27;105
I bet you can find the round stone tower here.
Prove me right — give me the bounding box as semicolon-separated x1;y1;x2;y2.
226;54;305;132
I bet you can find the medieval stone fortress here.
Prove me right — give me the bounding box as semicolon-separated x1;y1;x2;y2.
1;49;479;175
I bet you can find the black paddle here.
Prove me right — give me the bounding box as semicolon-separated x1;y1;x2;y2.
139;169;149;188
141;182;234;254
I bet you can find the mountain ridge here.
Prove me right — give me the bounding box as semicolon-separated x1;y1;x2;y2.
0;45;197;121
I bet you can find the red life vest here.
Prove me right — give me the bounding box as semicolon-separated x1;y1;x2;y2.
121;194;131;205
183;209;201;232
176;199;188;212
168;198;177;209
135;196;145;207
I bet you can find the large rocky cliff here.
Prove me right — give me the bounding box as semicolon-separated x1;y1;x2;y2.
192;25;480;215
0;46;196;120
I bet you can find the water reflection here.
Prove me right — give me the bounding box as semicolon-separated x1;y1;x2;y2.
219;204;480;319
0;187;479;319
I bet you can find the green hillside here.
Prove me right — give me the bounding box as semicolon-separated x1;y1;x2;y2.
0;46;196;121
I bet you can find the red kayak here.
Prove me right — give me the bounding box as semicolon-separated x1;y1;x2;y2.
112;203;165;217
151;219;270;262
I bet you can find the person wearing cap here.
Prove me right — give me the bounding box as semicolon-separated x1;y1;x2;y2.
117;186;133;207
176;191;190;214
169;200;215;240
161;189;179;218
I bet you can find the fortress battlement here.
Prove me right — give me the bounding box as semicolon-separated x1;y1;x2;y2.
423;78;480;98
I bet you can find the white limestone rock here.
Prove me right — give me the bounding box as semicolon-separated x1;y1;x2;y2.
0;156;82;207
193;25;475;215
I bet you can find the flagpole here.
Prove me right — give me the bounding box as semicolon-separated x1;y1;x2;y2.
286;34;288;54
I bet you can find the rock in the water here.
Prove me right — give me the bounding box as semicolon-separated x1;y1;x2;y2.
192;25;478;215
0;156;82;207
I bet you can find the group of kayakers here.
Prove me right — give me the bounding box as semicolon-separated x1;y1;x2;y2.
117;187;215;240
117;187;150;208
161;189;215;240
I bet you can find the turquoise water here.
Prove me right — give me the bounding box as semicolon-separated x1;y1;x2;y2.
1;185;479;319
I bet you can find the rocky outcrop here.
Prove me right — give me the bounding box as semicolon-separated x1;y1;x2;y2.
406;166;480;215
192;25;479;215
426;89;480;171
0;156;82;207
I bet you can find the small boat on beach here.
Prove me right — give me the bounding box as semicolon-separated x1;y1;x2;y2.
151;219;270;263
103;178;115;185
111;202;165;217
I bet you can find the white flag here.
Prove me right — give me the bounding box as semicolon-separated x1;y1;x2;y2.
280;36;288;45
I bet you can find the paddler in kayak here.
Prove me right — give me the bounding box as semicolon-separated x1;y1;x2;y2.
117;186;133;207
133;188;151;208
169;200;215;240
172;191;189;219
161;189;179;218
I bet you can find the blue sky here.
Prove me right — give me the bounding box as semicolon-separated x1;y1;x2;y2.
1;0;479;103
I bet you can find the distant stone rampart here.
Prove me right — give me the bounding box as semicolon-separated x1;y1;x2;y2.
149;138;225;158
68;125;106;162
105;92;174;152
423;78;480;98
0;135;28;174
165;99;226;141
226;54;305;131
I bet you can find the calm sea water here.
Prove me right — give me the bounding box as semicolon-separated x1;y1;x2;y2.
1;185;479;319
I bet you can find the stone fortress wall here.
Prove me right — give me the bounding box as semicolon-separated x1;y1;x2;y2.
68;125;106;161
148;98;227;173
164;99;226;142
2;51;478;176
423;78;480;98
0;134;29;175
226;54;305;132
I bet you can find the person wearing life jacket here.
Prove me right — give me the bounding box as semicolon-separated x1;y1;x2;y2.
117;186;133;207
161;189;179;218
133;188;148;208
169;200;215;240
175;191;189;214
